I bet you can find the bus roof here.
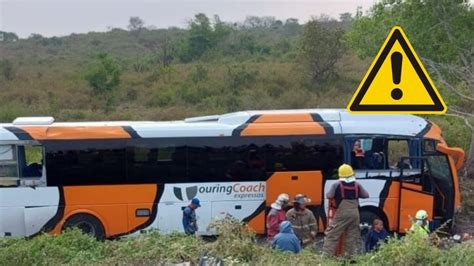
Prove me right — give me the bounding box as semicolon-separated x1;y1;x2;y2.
0;109;433;140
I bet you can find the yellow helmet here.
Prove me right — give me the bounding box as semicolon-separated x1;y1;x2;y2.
338;164;354;178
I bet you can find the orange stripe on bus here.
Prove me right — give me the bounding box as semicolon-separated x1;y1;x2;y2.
19;126;132;140
382;181;400;232
253;113;314;123
423;123;444;143
247;210;265;234
266;171;323;207
399;188;433;233
53;184;157;238
402;183;422;191
241;123;326;136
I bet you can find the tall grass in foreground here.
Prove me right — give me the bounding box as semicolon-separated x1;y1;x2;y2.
1;218;473;266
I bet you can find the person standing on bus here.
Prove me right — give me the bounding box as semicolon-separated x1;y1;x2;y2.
286;194;318;248
409;209;430;237
266;193;290;241
183;197;201;235
323;164;369;256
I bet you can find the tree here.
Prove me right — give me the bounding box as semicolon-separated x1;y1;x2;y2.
298;20;345;85
179;13;232;61
243;16;276;28
0;60;14;80
339;12;353;29
0;31;19;42
85;53;122;96
345;0;474;176
188;13;213;59
128;16;145;36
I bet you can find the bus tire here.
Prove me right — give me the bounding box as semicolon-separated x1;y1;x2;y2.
63;214;105;240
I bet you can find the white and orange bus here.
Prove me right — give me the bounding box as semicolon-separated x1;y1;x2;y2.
0;109;464;239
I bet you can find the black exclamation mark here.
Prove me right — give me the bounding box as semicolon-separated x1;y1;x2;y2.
391;52;403;100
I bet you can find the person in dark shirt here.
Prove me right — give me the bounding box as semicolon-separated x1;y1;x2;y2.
182;198;201;235
365;218;388;252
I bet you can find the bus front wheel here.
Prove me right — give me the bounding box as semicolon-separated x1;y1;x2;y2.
63;214;105;240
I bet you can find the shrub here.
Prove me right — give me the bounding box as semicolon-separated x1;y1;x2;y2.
85;53;122;95
1;220;473;265
207;215;265;262
0;59;15;80
0;229;106;265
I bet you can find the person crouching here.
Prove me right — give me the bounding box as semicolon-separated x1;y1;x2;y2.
272;221;301;254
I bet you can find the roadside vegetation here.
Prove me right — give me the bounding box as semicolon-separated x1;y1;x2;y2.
0;0;473;263
1;219;473;265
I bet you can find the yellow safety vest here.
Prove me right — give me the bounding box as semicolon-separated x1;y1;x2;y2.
409;223;430;236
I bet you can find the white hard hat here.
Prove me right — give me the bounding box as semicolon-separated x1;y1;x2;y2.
277;193;289;204
416;209;428;220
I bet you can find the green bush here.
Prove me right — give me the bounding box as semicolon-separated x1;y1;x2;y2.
0;59;15;80
85;53;122;95
1;220;473;265
0;229;106;265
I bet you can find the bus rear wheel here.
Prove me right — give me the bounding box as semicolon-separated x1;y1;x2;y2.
63;214;105;240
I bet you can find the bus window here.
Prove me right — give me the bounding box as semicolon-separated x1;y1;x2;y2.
46;141;127;186
265;137;343;179
388;140;410;169
350;138;412;172
186;138;266;182
427;154;454;217
423;139;437;154
350;138;385;170
0;145;18;186
18;145;43;178
127;145;186;184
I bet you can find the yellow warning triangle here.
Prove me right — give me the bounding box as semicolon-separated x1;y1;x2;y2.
347;26;447;114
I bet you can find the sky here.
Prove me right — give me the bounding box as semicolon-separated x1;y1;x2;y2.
0;0;376;38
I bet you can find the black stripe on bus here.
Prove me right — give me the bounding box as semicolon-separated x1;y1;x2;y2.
5;126;34;140
416;122;432;138
378;180;393;210
242;201;266;223
111;183;165;238
29;186;66;238
123;126;141;139
232;115;261;136
311;113;334;135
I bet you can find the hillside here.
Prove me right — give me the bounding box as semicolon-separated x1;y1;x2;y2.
0;17;471;148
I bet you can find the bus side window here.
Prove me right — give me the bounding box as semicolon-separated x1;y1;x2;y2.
265;137;343;178
387;140;410;169
18;145;43;178
349;138;385;170
0;145;18;186
423;139;437;154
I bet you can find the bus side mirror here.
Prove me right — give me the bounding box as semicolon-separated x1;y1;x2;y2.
436;144;465;171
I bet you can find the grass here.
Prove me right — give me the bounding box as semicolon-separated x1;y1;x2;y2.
1;218;473;265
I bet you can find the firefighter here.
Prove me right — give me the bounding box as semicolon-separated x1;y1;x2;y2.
286;194;318;247
409;209;430;236
322;164;369;256
266;193;290;240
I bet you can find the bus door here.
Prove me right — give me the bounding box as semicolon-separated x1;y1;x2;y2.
266;171;324;230
423;140;461;223
0;143;57;237
397;157;434;232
